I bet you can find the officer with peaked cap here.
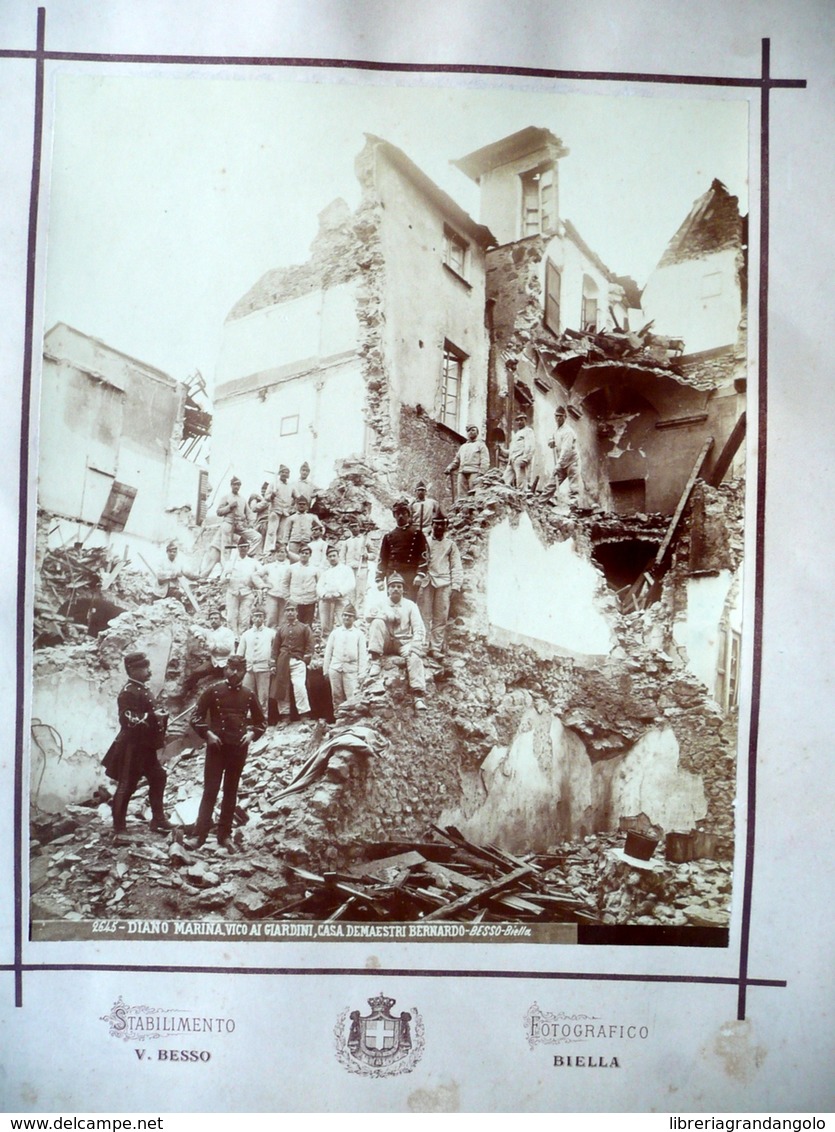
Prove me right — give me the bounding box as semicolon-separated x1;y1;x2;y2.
106;650;172;838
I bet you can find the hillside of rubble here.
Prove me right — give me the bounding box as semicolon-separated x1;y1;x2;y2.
30;469;741;932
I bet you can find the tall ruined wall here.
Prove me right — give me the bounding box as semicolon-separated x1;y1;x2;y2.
267;479;739;866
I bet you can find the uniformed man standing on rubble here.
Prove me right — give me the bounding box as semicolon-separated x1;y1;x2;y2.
376;498;429;601
502;411;536;490
548;405;581;503
106;650;172;839
188;654;266;851
446;424;490;495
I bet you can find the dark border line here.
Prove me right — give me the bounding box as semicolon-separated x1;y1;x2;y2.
3;963;787;987
7;13;803;1014
736;37;771;1025
14;5;45;1013
0;45;808;88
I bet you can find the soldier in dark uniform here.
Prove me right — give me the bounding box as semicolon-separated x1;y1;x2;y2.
188;654;266;851
107;650;171;838
375;498;429;601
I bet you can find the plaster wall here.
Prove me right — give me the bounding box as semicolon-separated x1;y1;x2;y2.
476;147;560;245
375;158;489;435
211;358;366;493
542;233;611;334
448;709;707;853
641;247;741;355
215;282;358;387
611;726;708;831
31;624;174;812
673;569;737;694
486;512;615;657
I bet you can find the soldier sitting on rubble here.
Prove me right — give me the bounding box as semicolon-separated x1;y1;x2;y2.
104;650;172;840
376;498;429;602
366;572;427;712
154;539;198;603
181;608;236;699
188;654;266;852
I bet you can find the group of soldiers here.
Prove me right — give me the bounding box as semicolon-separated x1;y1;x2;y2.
108;411;577;851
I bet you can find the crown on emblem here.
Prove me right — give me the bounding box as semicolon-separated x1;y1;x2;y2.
367;993;396;1014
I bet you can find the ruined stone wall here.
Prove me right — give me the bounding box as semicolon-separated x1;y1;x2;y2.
265;480;738;866
397;405;460;504
487;236;547;352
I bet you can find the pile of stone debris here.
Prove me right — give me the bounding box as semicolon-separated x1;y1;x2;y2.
29;711;730;930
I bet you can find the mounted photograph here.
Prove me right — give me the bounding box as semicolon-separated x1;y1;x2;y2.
28;73;749;944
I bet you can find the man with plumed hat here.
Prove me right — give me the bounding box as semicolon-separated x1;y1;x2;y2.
105;650;172;838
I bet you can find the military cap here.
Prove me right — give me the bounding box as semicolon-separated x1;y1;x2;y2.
387;573;405;586
124;650;149;673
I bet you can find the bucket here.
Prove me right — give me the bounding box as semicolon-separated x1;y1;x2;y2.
624;830;659;861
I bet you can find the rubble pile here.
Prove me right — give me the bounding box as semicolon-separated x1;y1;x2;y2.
30;464;741;930
29;741;730;928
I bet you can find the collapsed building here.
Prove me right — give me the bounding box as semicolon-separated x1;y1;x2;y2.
29;127;747;936
34;324;211;645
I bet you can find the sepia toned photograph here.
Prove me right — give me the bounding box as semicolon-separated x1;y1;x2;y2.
29;74;749;944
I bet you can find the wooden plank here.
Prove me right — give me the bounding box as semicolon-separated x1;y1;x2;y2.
421;865;535;922
619;438;714;611
349;851;427;880
707;412;746;486
179;575;202;613
651;437;714;570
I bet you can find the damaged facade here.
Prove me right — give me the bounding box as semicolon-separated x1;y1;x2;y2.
39;323;211;553
29;125;747;937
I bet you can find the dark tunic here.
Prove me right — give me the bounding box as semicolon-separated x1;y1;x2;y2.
107;678;167;830
376;525;429;597
190;681;267;841
270;621;314;703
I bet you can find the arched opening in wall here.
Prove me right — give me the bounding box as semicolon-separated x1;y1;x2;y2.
592;537;660;592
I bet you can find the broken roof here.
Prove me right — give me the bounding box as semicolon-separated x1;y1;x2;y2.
43;322;178;390
364;134;495;247
657;179;743;268
452;126;569;182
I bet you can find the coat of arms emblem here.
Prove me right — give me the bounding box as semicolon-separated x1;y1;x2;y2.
334;992;424;1077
